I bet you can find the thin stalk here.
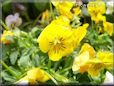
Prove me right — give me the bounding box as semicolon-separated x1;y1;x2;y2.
59;66;72;74
18;72;27;79
91;20;94;29
0;20;9;30
48;59;51;70
0;60;18;78
23;12;30;21
88;74;93;81
32;13;42;27
50;69;70;83
45;71;58;85
53;60;61;71
49;2;55;20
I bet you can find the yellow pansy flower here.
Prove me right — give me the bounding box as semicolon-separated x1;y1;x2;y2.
87;59;104;77
72;43;94;73
103;22;113;36
72;42;113;77
17;68;50;84
87;1;106;23
72;51;90;73
73;6;81;16
87;51;113;77
38;16;88;61
79;43;96;58
1;30;13;44
72;24;89;48
87;1;106;15
37;17;74;61
52;0;74;19
97;51;113;69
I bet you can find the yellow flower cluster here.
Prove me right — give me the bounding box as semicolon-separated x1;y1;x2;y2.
52;0;81;19
87;1;106;23
37;0;113;79
1;30;13;44
87;1;113;36
72;43;113;77
17;68;50;84
37;15;89;61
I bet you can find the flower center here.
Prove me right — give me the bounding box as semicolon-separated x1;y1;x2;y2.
54;39;61;45
93;63;103;70
49;37;66;52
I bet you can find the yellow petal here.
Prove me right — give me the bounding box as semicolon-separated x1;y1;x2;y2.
27;68;49;83
86;58;105;77
72;51;90;72
52;15;70;26
62;43;74;56
53;0;74;19
17;68;49;84
48;49;63;61
73;6;81;16
79;43;96;58
40;71;50;82
80;64;90;73
97;51;113;69
37;34;50;53
37;23;56;53
72;23;89;48
103;22;113;36
94;14;106;24
1;30;13;44
41;9;49;22
27;68;44;81
88;63;104;77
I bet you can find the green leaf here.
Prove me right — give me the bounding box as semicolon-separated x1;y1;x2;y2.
77;72;90;83
10;51;19;65
32;54;39;66
34;1;49;12
30;27;42;37
2;71;16;82
5;36;14;43
64;56;73;68
18;55;30;68
50;69;70;83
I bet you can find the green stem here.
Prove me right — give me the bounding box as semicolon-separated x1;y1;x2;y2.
49;2;55;20
91;20;94;29
53;61;61;71
45;71;58;85
23;12;30;21
88;74;93;81
18;72;27;79
21;21;33;28
32;13;42;27
48;59;51;70
59;66;72;74
0;20;9;30
84;18;86;23
50;69;69;83
0;60;18;78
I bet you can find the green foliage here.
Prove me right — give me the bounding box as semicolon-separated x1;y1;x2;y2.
10;51;19;65
1;0;113;85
